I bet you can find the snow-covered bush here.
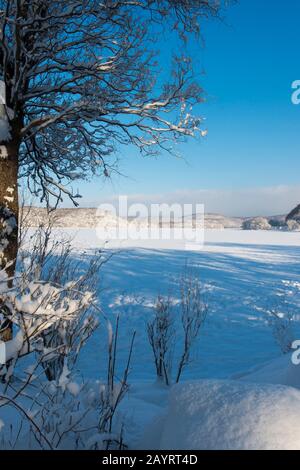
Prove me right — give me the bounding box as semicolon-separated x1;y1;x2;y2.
267;306;294;354
147;272;208;385
0;201;141;450
254;281;299;354
0;220;135;449
147;296;175;386
0;273;99;380
0;318;135;449
19;216;104;380
0;219;104;382
242;217;271;231
176;273;208;383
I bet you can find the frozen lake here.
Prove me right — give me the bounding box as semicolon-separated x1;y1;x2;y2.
65;229;300;382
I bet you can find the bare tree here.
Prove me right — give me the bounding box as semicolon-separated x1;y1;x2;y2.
0;0;225;336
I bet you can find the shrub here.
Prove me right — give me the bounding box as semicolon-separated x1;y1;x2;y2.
147;271;208;385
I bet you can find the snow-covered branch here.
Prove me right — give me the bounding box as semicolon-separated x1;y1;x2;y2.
0;0;223;204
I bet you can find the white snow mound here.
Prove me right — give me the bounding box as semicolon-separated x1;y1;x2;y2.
238;353;300;390
144;380;300;450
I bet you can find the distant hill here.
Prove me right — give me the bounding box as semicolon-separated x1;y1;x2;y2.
22;207;298;231
22;207;243;230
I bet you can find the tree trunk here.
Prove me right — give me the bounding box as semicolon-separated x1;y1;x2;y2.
0;133;19;342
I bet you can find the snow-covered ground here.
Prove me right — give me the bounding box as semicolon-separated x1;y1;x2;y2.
139;379;300;450
66;228;300;449
3;228;300;449
68;229;300;380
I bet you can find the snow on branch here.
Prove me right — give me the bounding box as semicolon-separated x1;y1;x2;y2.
0;0;222;205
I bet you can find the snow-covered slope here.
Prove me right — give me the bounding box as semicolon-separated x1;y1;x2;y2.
23;207;243;229
238;353;300;389
139;380;300;450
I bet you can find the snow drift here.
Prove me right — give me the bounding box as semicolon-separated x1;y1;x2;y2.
140;379;300;450
239;353;300;389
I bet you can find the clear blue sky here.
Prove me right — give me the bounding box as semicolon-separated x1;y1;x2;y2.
74;0;300;216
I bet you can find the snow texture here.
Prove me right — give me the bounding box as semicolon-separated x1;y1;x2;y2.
140;380;300;450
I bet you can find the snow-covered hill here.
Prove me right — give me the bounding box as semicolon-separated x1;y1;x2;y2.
23;207;244;229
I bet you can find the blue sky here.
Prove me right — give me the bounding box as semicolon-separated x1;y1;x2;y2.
75;0;300;216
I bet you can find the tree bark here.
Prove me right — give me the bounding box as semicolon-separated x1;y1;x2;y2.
0;133;19;342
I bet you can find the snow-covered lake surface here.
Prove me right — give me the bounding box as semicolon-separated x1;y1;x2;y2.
66;229;300;383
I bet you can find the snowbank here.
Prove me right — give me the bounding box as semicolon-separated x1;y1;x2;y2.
238;353;300;389
140;380;300;450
